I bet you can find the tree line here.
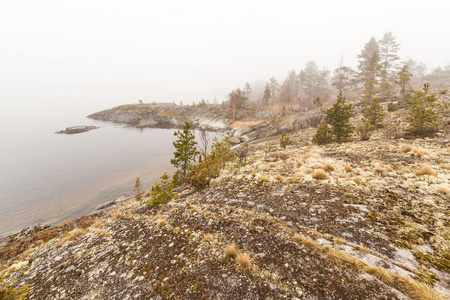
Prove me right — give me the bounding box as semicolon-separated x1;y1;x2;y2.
226;32;448;117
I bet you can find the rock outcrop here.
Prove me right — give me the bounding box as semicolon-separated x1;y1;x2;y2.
2;125;449;299
87;104;229;131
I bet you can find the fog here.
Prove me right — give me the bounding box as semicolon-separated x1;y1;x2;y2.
1;0;449;109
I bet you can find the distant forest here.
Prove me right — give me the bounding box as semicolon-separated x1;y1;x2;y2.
221;32;449;111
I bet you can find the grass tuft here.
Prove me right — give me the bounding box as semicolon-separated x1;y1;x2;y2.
312;169;329;180
344;164;354;173
225;244;237;259
437;185;450;195
236;252;252;271
415;164;436;176
322;163;336;172
273;174;285;182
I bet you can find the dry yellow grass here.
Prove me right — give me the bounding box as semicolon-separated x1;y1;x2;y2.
353;177;368;186
157;219;167;227
225;244;237;258
397;274;447;300
94;229;110;237
367;266;393;285
344;164;354;173
437;185;450;195
399;144;413;153
415;164;436;176
413;147;429;158
112;212;123;220
323;246;365;272
439;163;450;170
203;233;214;242
273;174;285;182
312;169;329;180
228;121;263;129
173;227;181;234
322;163;336;172
304;168;313;174
92;220;102;228
374;166;385;174
257;174;269;182
56;229;87;248
300;153;313;161
397;168;408;175
236;252;252;270
293;234;319;248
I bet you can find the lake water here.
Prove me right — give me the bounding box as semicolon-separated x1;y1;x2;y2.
0;98;207;236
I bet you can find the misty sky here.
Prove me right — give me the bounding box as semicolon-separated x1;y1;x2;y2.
1;0;449;108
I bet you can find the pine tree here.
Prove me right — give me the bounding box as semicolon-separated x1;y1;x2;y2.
134;177;141;200
171;121;199;180
332;56;356;97
262;83;271;106
406;83;440;137
397;63;413;104
363;98;385;128
358;37;381;103
379;32;400;98
312;120;331;145
325;92;355;142
148;172;174;207
269;77;279;105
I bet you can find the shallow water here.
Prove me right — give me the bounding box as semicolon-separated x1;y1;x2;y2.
0;99;196;235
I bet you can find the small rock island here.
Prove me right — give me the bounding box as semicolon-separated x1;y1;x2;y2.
55;126;99;135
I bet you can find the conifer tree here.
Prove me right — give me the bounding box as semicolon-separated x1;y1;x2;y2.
325;92;354;142
171;121;199;180
379;32;400;98
312;119;331;145
358;37;381;102
363;98;385;128
406;83;440;137
397;63;413;104
262;83;271;106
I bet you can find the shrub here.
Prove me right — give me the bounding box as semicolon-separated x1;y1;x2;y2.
236;143;249;163
406;83;440;137
357;123;373;141
0;285;29;300
363;98;385;128
185;155;222;190
312;120;332;145
148;172;174;207
325;92;355;142
280;131;292;149
387;101;397;112
185;136;235;190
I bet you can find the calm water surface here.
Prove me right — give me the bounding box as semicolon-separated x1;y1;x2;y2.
0;100;193;235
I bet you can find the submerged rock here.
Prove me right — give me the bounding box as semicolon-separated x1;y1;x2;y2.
55;126;99;134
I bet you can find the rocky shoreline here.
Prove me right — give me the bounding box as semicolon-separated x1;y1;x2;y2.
87;103;325;144
1;124;449;299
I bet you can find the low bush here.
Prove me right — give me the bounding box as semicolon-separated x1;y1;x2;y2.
148;172;175;207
